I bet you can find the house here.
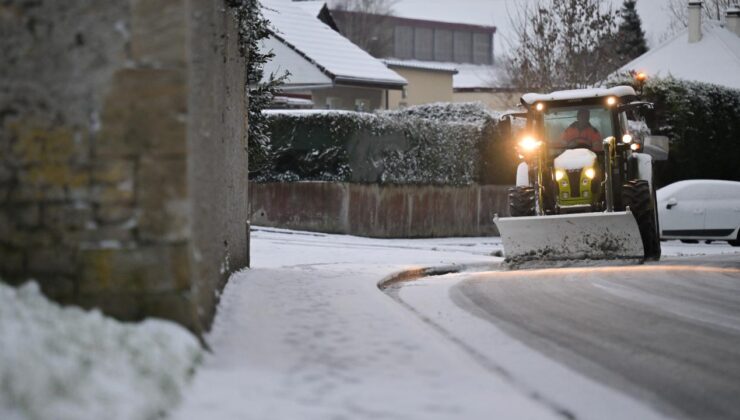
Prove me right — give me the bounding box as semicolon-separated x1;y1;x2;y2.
381;59;457;108
260;0;406;111
320;3;522;110
618;2;740;90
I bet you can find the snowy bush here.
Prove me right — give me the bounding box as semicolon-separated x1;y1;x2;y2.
0;282;202;420
610;76;740;185
258;103;502;186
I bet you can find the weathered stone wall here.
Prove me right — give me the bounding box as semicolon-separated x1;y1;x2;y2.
0;0;248;334
250;182;510;237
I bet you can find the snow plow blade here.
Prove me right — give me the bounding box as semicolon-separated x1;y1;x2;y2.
494;211;645;262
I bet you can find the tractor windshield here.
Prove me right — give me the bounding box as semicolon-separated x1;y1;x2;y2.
541;105;615;154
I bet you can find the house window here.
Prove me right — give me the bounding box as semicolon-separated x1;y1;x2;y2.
355;98;370;112
394;26;414;59
434;29;453;62
473;32;492;64
326;97;341;109
453;30;473;63
414;27;433;60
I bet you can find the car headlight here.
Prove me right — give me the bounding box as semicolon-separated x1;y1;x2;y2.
585;168;596;179
555;170;565;181
518;136;541;152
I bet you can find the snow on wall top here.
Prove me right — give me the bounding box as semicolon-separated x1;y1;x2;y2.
618;22;740;90
522;86;636;104
261;0;406;88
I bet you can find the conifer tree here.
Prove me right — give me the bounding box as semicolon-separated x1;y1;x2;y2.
615;0;648;65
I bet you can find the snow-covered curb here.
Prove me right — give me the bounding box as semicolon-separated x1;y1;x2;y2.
0;282;202;420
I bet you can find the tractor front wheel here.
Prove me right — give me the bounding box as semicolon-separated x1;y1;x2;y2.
622;180;661;260
508;186;535;217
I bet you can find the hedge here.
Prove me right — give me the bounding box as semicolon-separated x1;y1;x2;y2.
255;103;503;186
612;77;740;186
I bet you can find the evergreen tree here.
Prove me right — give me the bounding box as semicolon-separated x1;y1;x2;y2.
615;0;648;65
228;0;288;176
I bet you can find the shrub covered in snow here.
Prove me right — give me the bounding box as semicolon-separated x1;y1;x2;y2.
257;103;502;186
0;282;202;420
611;76;740;185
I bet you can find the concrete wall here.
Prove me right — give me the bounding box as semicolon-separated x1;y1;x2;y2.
453;90;523;111
386;67;454;109
311;85;386;111
0;0;249;334
250;182;509;237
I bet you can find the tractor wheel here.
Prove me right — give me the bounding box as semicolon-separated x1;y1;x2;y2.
622;180;661;260
730;230;740;247
508;186;535;217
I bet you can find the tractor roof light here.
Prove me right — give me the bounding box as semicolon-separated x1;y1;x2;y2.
585;168;596;179
518;136;542;153
555;169;565;181
606;96;617;106
622;134;633;144
535;102;545;112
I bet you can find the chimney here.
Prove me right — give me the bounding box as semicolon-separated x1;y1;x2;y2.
689;1;703;43
727;6;740;37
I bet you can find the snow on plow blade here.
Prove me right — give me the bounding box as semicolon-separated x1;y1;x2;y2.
494;211;645;262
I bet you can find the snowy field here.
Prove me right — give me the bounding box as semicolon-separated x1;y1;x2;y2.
1;228;737;420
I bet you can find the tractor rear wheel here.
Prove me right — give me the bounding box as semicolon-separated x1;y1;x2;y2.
622;180;661;260
508;186;535;217
729;230;740;247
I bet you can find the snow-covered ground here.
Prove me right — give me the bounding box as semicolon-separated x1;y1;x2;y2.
171;227;739;419
0;283;202;420
2;227;736;420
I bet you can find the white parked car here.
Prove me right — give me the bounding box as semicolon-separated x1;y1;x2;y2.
657;180;740;246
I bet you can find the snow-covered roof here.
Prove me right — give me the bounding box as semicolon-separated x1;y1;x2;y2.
618;22;740;90
522;86;637;104
261;0;406;89
382;59;458;74
453;63;510;89
379;59;508;89
294;0;325;17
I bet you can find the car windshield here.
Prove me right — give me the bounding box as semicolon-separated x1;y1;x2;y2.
542;105;615;153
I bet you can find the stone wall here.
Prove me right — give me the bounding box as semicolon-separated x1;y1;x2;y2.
0;0;249;334
250;182;510;237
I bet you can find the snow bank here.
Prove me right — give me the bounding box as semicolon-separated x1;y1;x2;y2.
0;282;202;420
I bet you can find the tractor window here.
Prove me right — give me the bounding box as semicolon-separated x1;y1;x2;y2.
541;106;615;153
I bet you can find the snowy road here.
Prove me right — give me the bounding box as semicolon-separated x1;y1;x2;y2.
398;254;740;419
172;228;740;420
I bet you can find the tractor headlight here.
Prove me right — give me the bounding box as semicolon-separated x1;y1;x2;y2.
585;168;596;179
622;134;633;144
555;170;565;181
518;136;542;152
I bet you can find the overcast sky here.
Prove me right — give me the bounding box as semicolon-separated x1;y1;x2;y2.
390;0;674;56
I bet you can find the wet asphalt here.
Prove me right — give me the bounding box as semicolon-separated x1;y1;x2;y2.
454;254;740;419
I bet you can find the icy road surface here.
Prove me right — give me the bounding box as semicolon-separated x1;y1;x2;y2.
173;228;739;420
397;255;740;419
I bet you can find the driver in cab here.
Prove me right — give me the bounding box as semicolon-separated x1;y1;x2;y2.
555;109;603;152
